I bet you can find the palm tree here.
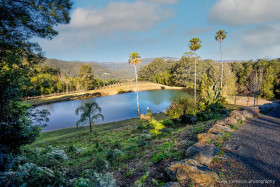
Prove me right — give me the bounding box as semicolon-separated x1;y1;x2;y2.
129;52;142;117
188;38;202;106
75;101;104;134
215;30;227;89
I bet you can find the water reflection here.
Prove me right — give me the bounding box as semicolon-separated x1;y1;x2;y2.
36;89;190;131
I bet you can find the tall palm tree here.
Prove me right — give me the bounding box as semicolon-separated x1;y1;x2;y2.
75;101;104;134
215;30;227;89
129;52;142;117
188;38;202;106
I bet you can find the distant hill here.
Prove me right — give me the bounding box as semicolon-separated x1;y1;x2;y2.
42;57;178;80
42;59;115;80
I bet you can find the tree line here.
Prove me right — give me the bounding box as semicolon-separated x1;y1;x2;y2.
22;64;119;97
138;57;280;100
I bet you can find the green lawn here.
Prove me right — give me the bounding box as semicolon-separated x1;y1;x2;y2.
21;112;215;186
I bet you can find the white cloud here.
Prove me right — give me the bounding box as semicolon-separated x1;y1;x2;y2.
68;1;172;32
37;1;176;60
209;0;280;25
224;24;280;59
146;0;179;4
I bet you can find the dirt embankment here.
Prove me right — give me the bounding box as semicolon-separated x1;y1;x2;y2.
26;82;183;106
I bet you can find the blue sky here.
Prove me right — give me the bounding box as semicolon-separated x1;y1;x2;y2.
36;0;280;62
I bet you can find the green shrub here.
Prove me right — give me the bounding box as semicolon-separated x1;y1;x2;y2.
192;125;206;134
123;168;135;179
91;156;109;172
178;97;196;114
78;169;116;187
166;102;184;119
237;119;244;124
106;149;123;163
139;134;152;141
151;142;181;163
134;171;149;187
181;113;197;124
72;177;90;187
46;149;68;165
137;124;146;130
229;124;239;130
162;119;174;127
11;163;55;186
149;120;165;135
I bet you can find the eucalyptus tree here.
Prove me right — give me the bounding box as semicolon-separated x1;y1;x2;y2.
76;101;104;134
0;0;72;171
129;52;142;117
188;38;202;105
215;30;227;89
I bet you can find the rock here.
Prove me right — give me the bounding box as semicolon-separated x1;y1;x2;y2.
162;182;182;187
186;143;203;157
208;123;233;134
197;133;222;143
224;117;238;125
259;102;280;112
193;146;218;166
168;159;218;187
229;110;246;121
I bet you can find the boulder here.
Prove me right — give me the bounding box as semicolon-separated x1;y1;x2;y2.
208;123;233;134
186;143;203;157
229;110;246;121
167;159;218;187
186;143;217;158
193;146;218;166
197;133;222;143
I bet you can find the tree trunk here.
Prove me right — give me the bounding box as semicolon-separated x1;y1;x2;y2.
194;52;197;106
220;42;223;90
135;65;140;117
89;120;92;134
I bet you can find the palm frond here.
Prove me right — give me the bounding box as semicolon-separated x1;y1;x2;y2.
76;118;87;128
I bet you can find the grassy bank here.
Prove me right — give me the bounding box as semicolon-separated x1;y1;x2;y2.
22;112;217;186
25;82;183;106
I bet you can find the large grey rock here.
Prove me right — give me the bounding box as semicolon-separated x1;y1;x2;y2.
167;159;218;187
193;146;218;166
197;133;223;143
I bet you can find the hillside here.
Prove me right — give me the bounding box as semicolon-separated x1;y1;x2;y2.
42;58;178;80
43;59;114;80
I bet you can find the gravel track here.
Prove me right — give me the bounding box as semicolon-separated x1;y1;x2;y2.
226;109;280;186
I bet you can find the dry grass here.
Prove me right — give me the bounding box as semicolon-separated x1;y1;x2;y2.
226;95;273;107
25;82;183;106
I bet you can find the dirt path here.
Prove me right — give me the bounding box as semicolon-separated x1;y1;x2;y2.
225;109;280;186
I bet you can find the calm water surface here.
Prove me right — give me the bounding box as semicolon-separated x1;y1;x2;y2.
36;89;191;131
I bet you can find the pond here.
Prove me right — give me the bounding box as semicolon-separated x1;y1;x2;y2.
36;89;192;131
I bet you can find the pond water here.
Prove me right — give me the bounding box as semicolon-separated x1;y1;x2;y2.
36;89;192;131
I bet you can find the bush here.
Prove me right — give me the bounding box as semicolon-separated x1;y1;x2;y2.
46;149;68;165
91;156;109;172
180;113;197;124
162;119;174;127
10;163;55;186
106;149;123;163
166;102;184;119
151;142;181;163
73;170;116;187
178;97;196;114
148;120;165;135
